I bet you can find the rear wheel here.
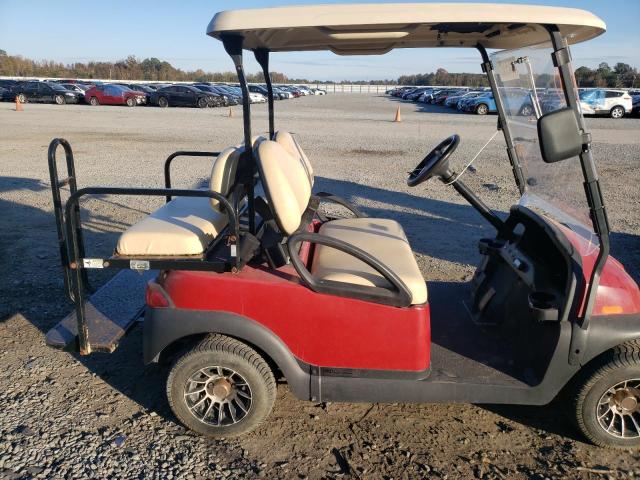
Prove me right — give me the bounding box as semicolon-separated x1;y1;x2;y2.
167;334;276;438
158;96;169;108
54;94;66;105
17;93;26;103
126;97;136;107
571;341;640;449
90;96;99;106
475;103;489;115
610;106;625;119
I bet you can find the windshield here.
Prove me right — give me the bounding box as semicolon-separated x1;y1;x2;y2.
491;42;598;250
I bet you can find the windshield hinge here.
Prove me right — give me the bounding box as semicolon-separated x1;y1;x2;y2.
551;47;571;67
481;61;493;73
581;131;592;150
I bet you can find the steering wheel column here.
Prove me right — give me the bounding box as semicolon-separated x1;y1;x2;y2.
407;134;504;231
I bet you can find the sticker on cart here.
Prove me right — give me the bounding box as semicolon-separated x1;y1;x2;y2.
82;258;104;269
130;260;150;271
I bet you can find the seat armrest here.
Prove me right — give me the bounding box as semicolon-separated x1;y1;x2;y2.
287;231;412;307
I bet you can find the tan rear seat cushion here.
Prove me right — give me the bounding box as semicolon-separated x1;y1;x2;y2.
311;218;428;305
116;197;228;256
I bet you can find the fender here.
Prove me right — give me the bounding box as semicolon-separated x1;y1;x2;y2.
143;306;312;400
581;314;640;365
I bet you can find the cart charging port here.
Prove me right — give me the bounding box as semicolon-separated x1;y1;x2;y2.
146;281;174;308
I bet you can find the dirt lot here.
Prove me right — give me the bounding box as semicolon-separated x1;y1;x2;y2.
0;95;639;479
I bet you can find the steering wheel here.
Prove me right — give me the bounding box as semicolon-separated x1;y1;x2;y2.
407;134;460;187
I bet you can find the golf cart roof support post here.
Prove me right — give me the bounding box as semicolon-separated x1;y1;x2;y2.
222;34;256;234
476;44;526;195
546;25;610;363
254;48;275;139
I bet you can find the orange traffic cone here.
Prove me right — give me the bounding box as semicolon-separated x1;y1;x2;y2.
228;107;233;118
393;105;401;122
15;96;23;112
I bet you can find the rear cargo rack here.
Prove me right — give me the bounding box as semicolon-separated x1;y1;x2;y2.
46;139;245;354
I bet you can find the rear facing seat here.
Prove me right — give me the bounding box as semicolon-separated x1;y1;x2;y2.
116;146;242;256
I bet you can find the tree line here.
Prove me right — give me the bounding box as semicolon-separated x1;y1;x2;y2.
0;50;637;88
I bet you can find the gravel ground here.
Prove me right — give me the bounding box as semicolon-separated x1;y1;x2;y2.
0;95;639;479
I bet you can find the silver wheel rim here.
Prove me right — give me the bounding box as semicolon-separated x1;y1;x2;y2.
55;95;63;104
478;105;487;114
597;378;640;439
184;366;252;427
612;108;623;118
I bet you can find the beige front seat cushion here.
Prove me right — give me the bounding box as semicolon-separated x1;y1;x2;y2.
274;130;314;187
311;218;428;305
256;140;312;234
116;197;228;256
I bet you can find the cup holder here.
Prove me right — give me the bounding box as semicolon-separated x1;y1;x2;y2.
529;291;559;322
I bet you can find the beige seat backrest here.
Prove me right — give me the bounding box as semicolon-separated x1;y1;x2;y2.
256;140;312;234
274;130;314;187
208;147;241;211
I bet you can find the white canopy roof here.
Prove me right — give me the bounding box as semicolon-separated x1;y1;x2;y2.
207;3;605;54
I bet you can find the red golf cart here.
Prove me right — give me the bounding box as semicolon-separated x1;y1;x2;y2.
45;4;640;448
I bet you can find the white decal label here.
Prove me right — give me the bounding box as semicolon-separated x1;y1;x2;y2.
82;258;104;269
130;260;150;270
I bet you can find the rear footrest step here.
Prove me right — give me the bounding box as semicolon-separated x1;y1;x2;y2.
46;270;156;353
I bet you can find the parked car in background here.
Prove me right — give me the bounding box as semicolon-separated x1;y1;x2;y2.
445;91;483;108
418;89;442;103
273;86;293;99
60;83;90;102
432;88;467;104
84;84;145;106
311;88;326;95
114;83;156;104
192;85;228;107
0;86;13;101
579;89;633;118
461;92;496;114
150;85;215;108
632;95;640;116
248;84;276;99
14;81;82;104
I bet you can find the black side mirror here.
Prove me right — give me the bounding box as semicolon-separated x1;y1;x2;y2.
537;107;583;163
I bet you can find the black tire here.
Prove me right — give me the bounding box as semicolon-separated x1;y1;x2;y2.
158;96;169;108
610;106;625;119
54;94;66;105
167;334;276;438
570;340;640;449
197;97;208;108
126;97;136;107
90;96;99;106
475;103;489;115
17;93;26;103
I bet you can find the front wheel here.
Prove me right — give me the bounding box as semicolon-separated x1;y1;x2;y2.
197;97;208;108
475;103;489;115
54;94;66;105
167;334;276;438
571;341;640;449
17;93;26;103
90;96;99;106
610;106;625;119
519;104;533;116
126;97;136;107
158;96;169;108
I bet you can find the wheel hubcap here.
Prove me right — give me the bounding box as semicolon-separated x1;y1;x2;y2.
597;379;640;439
184;366;252;427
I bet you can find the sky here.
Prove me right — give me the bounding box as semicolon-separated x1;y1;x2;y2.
0;0;638;81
